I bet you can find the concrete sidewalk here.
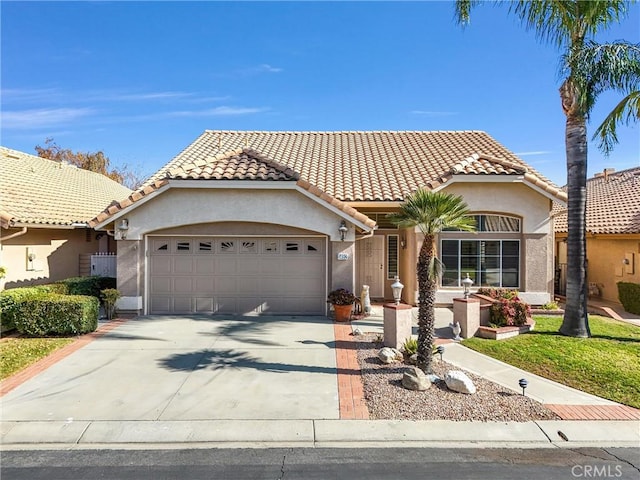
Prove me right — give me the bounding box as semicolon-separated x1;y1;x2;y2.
1;308;639;450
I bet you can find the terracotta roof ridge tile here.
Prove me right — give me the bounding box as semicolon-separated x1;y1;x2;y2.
241;148;300;180
478;154;529;173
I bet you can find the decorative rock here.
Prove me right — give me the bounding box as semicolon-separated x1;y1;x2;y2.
445;370;476;394
353;327;363;336
402;367;431;391
406;353;418;365
378;347;403;364
427;374;440;384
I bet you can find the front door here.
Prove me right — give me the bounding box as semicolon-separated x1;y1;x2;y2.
357;235;384;298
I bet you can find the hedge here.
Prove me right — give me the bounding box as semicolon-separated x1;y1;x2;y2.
14;294;99;337
617;282;640;315
0;287;51;332
55;276;116;300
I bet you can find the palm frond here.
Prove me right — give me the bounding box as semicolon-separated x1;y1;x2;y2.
387;190;476;235
593;90;640;154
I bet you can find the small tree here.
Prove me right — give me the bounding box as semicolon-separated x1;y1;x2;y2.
387;190;475;373
101;288;121;320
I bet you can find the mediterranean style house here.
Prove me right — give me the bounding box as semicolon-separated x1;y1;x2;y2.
554;166;640;304
90;130;567;316
0;147;132;288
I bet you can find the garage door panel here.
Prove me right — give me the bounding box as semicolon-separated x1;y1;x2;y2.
195;257;215;274
173;297;193;313
151;277;171;294
194;277;214;293
151;257;172;275
150;296;171;314
237;277;260;294
237;257;260;275
174;277;194;293
195;297;214;313
149;236;326;315
216;297;238;314
216;257;237;275
173;257;194;274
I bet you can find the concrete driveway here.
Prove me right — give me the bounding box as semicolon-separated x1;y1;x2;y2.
1;315;339;422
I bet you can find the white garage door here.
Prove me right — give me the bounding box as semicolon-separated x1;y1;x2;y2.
149;236;326;315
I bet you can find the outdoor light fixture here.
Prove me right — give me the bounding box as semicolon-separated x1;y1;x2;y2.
462;274;473;299
117;219;129;240
436;345;445;362
391;276;404;304
519;378;528;396
339;220;348;241
400;236;406;249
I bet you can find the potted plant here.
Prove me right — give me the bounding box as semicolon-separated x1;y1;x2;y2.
327;288;356;322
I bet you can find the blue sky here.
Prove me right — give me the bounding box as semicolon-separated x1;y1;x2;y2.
2;1;639;187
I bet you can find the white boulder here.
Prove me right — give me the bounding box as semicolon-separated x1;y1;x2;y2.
444;370;476;394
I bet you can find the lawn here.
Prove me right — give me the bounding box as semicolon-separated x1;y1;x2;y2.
0;337;75;380
462;315;640;408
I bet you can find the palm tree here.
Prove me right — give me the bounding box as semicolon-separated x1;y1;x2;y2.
455;0;640;338
387;190;475;373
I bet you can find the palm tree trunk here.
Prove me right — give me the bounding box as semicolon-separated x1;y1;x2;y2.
416;234;437;373
559;84;591;337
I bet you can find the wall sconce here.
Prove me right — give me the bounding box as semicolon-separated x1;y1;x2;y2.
462;273;473;299
339;220;348;242
400;236;406;249
117;219;129;240
622;258;630;265
391;276;404;304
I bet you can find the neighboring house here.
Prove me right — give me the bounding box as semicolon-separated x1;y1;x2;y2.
91;130;567;316
0;147;132;289
554;167;640;304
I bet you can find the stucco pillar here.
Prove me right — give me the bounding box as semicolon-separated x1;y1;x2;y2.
453;298;480;339
330;241;355;292
116;239;143;313
383;303;413;349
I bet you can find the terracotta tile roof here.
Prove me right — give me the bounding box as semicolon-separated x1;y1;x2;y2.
91;147;376;230
146;130;563;202
167;148;300;181
0;146;132;229
92;131;565;229
554;167;640;234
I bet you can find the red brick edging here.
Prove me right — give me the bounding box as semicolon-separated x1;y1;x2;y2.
545;403;640;420
0;318;129;397
333;322;369;419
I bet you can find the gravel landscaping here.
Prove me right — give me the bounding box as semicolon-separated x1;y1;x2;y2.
355;334;560;422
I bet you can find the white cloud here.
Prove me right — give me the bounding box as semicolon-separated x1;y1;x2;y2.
2;108;95;129
410;110;458;117
167;106;268;117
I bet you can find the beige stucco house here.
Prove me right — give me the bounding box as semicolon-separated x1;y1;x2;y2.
91;130;567;316
0;147;132;289
554;167;640;304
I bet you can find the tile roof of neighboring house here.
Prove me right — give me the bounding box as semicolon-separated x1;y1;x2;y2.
91;148;377;229
144;130;564;202
91;130;566;228
0;146;133;229
553;167;640;234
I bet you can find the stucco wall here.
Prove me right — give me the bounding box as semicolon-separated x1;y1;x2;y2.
1;228;105;289
586;236;640;303
436;181;554;304
114;187;356;312
121;188;355;241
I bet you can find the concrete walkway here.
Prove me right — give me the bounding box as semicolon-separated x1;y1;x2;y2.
1;307;639;450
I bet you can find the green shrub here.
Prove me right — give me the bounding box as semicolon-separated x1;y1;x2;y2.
540;301;560;310
617;282;640;315
0;287;50;332
402;337;418;355
38;283;70;295
101;288;121;320
14;294;98;337
55;276;116;300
